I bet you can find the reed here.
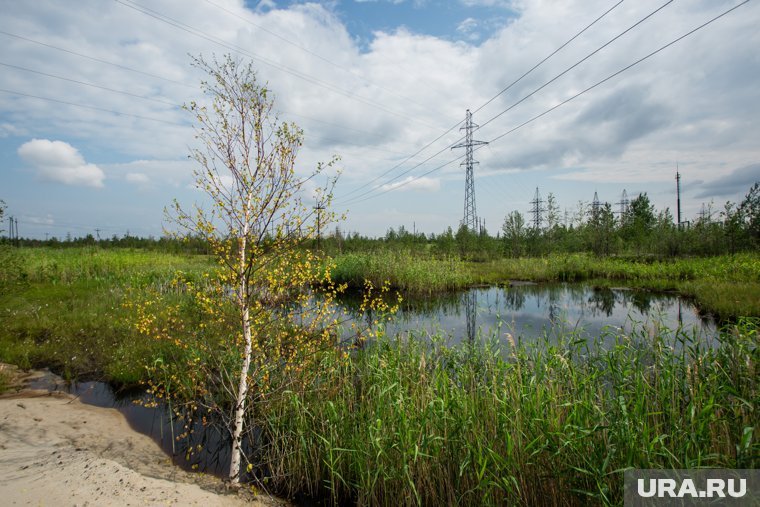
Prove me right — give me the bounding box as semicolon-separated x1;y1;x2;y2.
331;251;471;294
259;319;758;506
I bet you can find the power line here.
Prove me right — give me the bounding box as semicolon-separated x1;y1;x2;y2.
0;30;194;88
473;0;624;115
350;0;749;204
0;61;182;108
486;0;749;146
0;62;410;153
336;1;625;203
0;88;188;126
114;0;439;130
473;0;675;136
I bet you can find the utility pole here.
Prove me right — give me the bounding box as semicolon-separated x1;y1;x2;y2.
452;109;488;233
95;228;101;241
529;187;545;230
676;167;682;229
313;202;325;250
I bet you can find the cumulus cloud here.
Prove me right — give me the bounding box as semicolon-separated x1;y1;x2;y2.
17;139;105;188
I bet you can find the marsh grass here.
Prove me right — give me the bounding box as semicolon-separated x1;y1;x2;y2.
489;253;760;319
331;251;760;318
0;247;215;384
258;320;758;506
331;251;470;294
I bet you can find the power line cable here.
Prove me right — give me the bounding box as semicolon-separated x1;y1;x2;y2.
485;0;750;146
1;59;414;150
0;29;194;88
114;0;439;129
336;0;625;203
0;88;188;126
0;61;182;108
349;0;750;203
473;0;624;115
473;0;675;135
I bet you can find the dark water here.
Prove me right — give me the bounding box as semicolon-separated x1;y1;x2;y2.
31;283;716;480
29;375;234;477
339;283;717;346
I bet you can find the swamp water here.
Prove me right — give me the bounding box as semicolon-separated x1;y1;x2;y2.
36;283;717;478
340;283;717;346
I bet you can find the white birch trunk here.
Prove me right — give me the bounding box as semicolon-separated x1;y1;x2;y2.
229;234;252;484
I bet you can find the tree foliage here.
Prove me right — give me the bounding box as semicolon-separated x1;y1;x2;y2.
147;55;348;484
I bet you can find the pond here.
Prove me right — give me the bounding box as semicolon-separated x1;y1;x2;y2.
337;283;717;346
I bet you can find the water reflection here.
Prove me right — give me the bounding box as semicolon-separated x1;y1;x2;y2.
338;284;716;345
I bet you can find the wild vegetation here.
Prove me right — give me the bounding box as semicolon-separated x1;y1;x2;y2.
0;244;757;506
259;323;758;505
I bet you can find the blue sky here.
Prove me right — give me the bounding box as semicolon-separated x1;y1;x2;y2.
1;0;758;240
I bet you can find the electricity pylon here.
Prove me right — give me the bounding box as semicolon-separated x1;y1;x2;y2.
452;109;487;233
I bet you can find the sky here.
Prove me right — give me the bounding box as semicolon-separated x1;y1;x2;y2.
1;0;758;240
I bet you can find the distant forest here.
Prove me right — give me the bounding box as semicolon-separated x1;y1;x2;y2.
2;182;758;259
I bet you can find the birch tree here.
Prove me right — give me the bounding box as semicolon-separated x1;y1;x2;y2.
169;55;338;484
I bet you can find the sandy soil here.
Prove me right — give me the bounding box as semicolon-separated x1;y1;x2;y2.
0;364;283;506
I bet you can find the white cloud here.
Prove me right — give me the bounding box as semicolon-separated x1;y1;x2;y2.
17;139;105;188
255;0;276;13
456;17;481;41
22;213;54;226
0;122;26;138
126;172;150;184
381;175;440;192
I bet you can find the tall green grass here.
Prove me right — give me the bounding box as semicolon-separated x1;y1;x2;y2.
0;247;216;383
12;246;214;285
258;320;758;506
471;253;760;285
331;251;760;317
331;251;471;294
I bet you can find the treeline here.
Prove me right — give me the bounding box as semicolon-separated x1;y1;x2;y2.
2;182;758;259
322;182;760;260
0;231;212;255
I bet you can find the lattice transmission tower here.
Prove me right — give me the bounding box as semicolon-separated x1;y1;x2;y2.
529;187;545;230
617;189;630;217
591;191;601;221
452;109;488;232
